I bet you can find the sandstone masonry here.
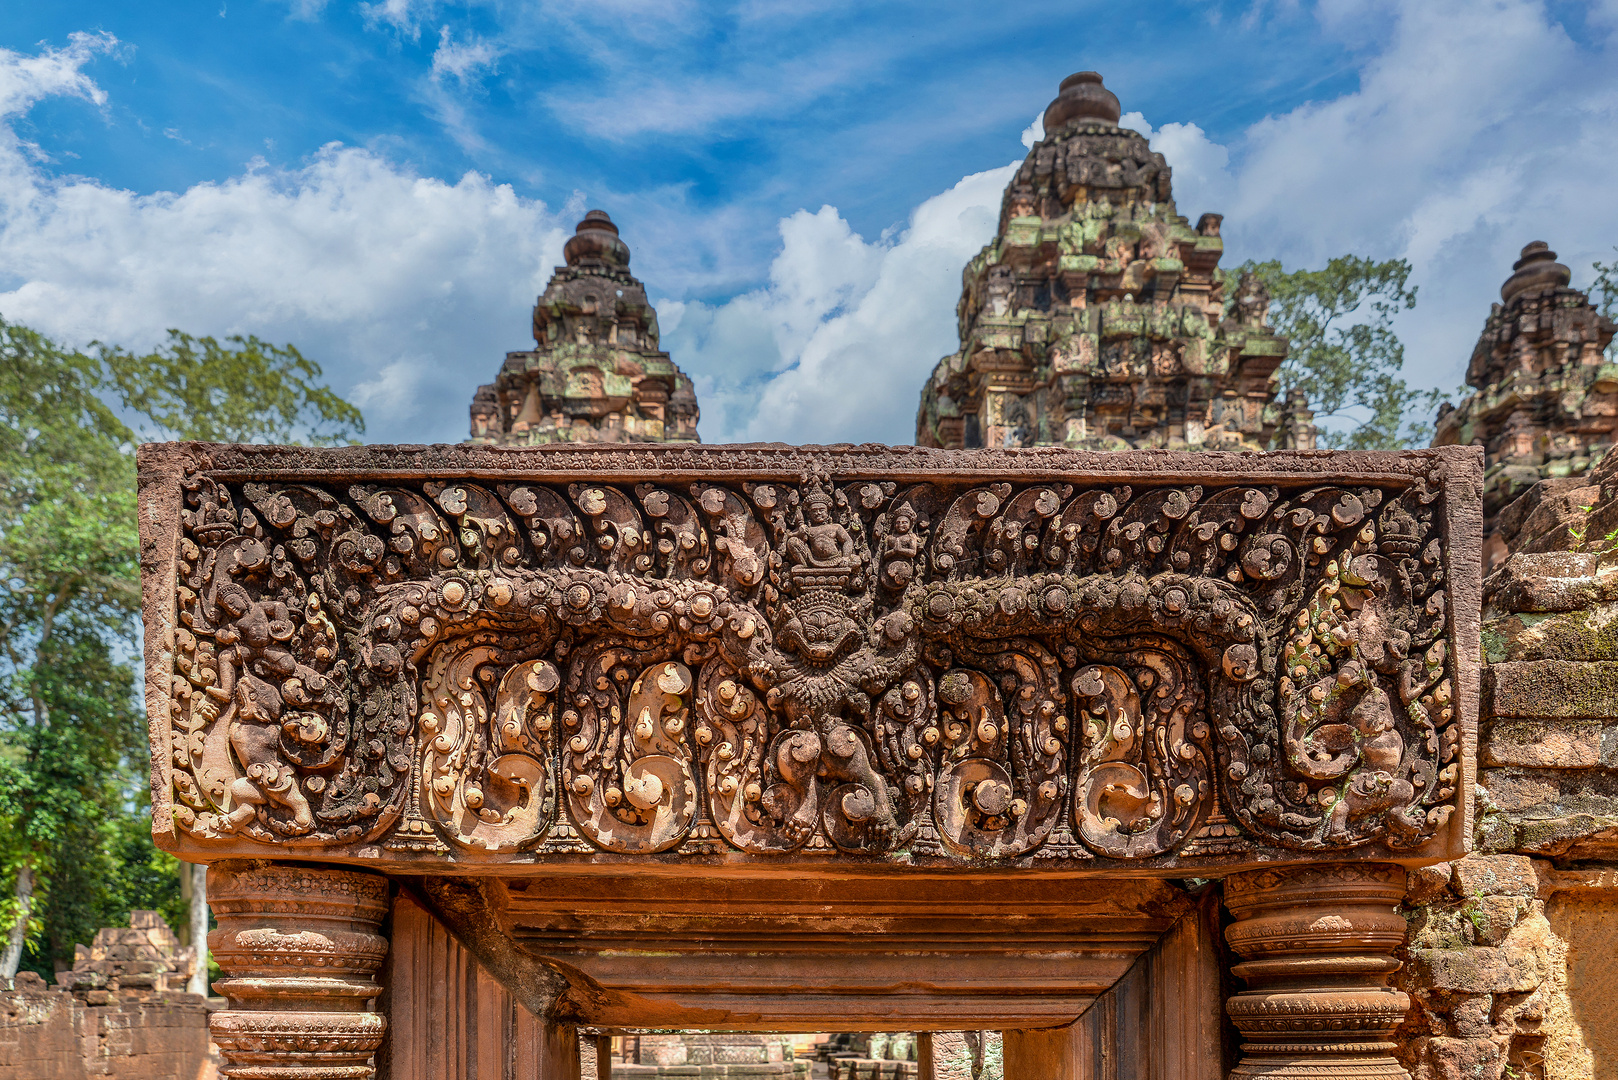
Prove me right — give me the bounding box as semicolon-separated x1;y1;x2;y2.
0;911;211;1080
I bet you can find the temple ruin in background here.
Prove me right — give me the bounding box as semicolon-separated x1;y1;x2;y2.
88;68;1618;1080
469;210;701;446
1434;241;1618;568
916;73;1312;452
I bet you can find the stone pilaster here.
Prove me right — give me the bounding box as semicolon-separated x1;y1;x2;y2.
207;861;389;1080
1224;863;1412;1080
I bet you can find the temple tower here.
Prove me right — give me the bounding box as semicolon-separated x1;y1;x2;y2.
469;210;701;444
916;72;1305;451
1433;240;1617;554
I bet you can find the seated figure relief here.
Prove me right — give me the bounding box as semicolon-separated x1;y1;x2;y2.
154;448;1466;867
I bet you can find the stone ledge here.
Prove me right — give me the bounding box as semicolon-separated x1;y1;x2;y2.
1483;603;1618;663
1485;659;1618;718
1484;813;1618;858
1451;855;1540;898
1485;551;1618;613
1481;766;1618;813
1482;718;1604;767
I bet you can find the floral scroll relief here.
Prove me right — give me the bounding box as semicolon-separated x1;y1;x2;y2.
164;465;1460;861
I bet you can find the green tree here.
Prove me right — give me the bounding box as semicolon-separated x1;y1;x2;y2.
1231;256;1451;450
1592;248;1617;362
0;318;363;980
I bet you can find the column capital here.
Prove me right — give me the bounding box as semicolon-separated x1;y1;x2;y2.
207;860;390;1080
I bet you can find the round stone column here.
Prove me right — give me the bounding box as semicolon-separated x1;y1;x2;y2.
206;861;390;1080
1223;863;1412;1080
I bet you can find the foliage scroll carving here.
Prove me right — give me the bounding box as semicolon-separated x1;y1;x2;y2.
146;444;1477;868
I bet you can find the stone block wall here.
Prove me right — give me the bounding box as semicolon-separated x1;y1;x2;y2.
0;912;211;1080
1395;454;1618;1080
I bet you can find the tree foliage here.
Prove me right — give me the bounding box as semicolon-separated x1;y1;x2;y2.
1592;248;1618;362
1231;256;1451;450
0;317;362;978
100;331;363;445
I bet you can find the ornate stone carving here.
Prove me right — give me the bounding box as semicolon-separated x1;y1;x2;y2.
916;72;1315;453
1434;241;1618;561
468;210;700;445
207;861;389;1080
1223;863;1413;1079
141;443;1478;871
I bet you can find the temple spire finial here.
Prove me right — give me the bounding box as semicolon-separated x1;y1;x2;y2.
1041;70;1122;135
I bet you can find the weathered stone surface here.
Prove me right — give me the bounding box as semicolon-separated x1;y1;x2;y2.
1482;766;1618;813
1407;1035;1502;1080
0;911;210;1080
1500;814;1618;858
469;210;700;446
1404;862;1455;906
1485;659;1618;718
1497;476;1605;551
1545;889;1618;1078
916;73;1310;453
137;442;1480;872
1483;603;1618;663
0;984;211;1080
1409;946;1547;993
1481;718;1602;767
1484;550;1618;613
1434;241;1618;566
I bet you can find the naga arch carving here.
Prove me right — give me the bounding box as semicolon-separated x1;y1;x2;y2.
141;443;1479;871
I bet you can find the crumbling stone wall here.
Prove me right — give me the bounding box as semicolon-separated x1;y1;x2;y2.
0;911;210;1080
1395;452;1618;1079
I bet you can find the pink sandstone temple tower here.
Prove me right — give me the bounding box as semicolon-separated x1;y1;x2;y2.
469;210;701;445
916;72;1309;452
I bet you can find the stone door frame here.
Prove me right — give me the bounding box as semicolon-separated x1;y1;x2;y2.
136;443;1480;1079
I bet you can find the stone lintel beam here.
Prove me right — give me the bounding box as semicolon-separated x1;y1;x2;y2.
138;443;1480;877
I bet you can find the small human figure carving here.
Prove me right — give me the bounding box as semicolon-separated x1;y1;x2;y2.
209;576;317;836
786;492;856;570
880;508;922;588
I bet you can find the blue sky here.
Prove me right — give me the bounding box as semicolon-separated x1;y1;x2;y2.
2;1;1616;445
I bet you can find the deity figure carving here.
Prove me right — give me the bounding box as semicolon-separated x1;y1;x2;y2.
143;443;1476;871
786;492;859;576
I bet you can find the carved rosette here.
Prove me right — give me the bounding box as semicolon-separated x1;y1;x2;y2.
207;861;389;1080
144;444;1476;870
1223;863;1411;1080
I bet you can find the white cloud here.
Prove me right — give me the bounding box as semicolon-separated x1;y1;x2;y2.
1212;0;1618;393
0;38;570;445
1118;111;1234;222
0;31;114;120
3;1;1616;453
431;27;501;85
359;0;435;39
283;0;330;19
666;0;1618;445
664;166;1013;444
1020;113;1043;150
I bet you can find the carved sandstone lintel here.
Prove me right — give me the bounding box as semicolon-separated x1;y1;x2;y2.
207;861;389;1080
139;443;1480;873
1223;863;1411;1080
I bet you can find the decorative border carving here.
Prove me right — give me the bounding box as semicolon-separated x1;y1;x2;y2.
139;443;1480;871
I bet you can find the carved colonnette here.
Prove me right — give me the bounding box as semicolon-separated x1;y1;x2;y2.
136;443;1482;1079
